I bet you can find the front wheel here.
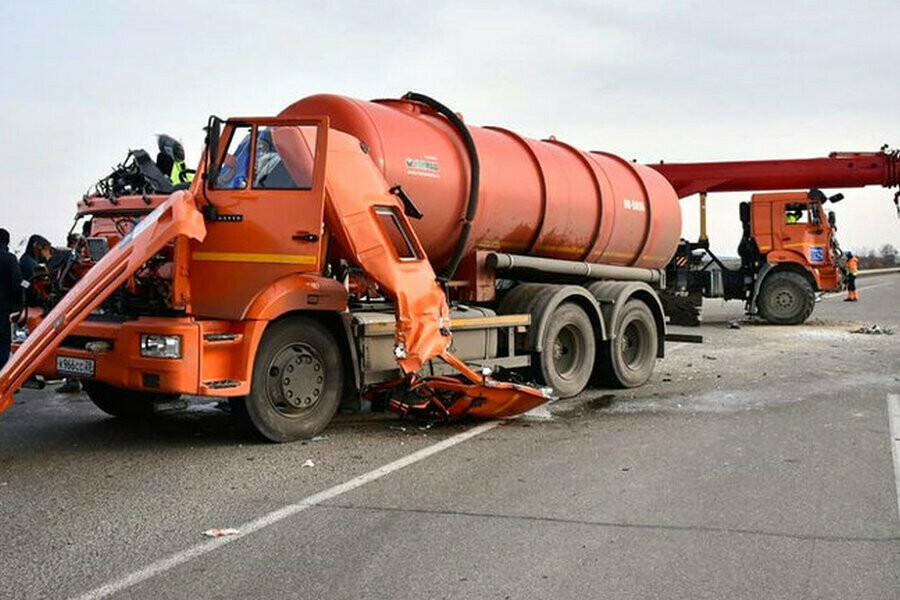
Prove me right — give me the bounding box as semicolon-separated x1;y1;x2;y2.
598;299;658;388
756;271;815;325
239;316;344;442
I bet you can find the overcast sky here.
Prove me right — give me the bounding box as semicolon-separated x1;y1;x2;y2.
1;0;897;257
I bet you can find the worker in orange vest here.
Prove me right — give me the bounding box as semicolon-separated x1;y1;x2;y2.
844;251;859;301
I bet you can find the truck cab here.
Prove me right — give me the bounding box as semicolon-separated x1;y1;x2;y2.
743;190;842;293
735;190;846;324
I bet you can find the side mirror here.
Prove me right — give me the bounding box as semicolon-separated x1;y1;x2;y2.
828;193;844;203
828;210;836;227
205;116;223;186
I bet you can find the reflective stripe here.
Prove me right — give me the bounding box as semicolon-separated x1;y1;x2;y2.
192;252;316;265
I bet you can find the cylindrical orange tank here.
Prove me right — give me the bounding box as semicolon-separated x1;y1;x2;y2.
280;94;681;273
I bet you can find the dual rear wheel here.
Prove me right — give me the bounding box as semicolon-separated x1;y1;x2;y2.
534;298;658;398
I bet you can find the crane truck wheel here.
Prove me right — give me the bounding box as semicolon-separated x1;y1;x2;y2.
241;316;344;442
82;380;173;418
756;271;815;325
598;299;658;388
536;303;596;398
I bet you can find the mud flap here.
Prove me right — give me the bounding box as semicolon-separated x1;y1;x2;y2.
322;131;547;420
0;193;206;414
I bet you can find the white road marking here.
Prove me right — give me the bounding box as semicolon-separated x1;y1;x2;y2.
70;421;501;600
818;282;892;301
887;394;900;523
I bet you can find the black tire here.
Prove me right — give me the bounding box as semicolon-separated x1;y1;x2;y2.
535;303;596;398
239;316;343;442
598;299;658;388
756;271;815;325
82;380;174;418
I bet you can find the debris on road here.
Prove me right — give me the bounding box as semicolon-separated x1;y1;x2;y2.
520;403;553;421
302;459;316;468
703;354;718;360
311;435;329;442
727;320;741;329
850;324;894;335
202;528;240;538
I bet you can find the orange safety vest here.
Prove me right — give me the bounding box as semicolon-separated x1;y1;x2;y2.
847;256;859;275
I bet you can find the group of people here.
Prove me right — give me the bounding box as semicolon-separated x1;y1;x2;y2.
0;229;83;392
1;229;53;365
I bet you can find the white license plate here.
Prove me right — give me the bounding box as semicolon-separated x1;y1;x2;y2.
56;356;95;377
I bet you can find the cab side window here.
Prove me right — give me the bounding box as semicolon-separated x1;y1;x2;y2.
253;126;317;190
784;203;809;224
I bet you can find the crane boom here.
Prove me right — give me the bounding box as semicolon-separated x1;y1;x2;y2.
649;150;900;198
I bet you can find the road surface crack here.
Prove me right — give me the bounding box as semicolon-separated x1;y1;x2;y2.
320;502;900;544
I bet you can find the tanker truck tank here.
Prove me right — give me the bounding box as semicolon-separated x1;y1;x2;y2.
279;93;682;300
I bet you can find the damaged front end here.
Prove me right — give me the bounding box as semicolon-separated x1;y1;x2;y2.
0;193;206;413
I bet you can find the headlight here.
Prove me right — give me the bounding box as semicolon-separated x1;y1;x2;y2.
140;334;182;359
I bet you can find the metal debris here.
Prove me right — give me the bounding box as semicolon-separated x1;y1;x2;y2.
302;459;316;468
727;320;741;329
202;528;240;538
850;324;894;335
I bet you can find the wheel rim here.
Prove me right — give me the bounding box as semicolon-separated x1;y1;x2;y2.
769;286;799;319
621;318;650;371
263;343;326;417
552;324;584;380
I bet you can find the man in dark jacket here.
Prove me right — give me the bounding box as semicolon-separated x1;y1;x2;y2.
19;234;51;307
19;234;51;283
0;228;23;366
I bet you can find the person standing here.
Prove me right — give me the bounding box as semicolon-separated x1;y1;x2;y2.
844;251;859;302
0;228;23;366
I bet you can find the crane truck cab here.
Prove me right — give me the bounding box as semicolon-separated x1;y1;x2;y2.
663;188;847;327
744;189;845;324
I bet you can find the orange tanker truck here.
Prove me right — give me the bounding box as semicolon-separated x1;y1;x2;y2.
1;93;897;441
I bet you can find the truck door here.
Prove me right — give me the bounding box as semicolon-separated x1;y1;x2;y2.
190;118;329;319
777;200;827;265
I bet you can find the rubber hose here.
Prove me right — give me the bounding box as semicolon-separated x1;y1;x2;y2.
402;92;480;282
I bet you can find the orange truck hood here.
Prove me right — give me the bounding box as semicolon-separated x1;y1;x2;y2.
0;192;206;414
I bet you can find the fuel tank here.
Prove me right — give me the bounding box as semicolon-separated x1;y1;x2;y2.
280;94;681;273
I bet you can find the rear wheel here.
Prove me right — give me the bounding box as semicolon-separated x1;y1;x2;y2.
240;316;343;442
536;303;596;398
756;271;815;325
82;381;175;418
598;299;658;388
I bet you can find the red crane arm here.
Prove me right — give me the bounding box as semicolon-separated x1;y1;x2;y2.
648;150;900;198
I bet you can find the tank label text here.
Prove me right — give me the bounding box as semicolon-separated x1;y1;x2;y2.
623;198;646;212
406;156;441;179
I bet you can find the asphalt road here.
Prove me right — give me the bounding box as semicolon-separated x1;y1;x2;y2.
1;274;898;599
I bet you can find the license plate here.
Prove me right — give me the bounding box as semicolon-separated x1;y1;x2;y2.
56;356;95;377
